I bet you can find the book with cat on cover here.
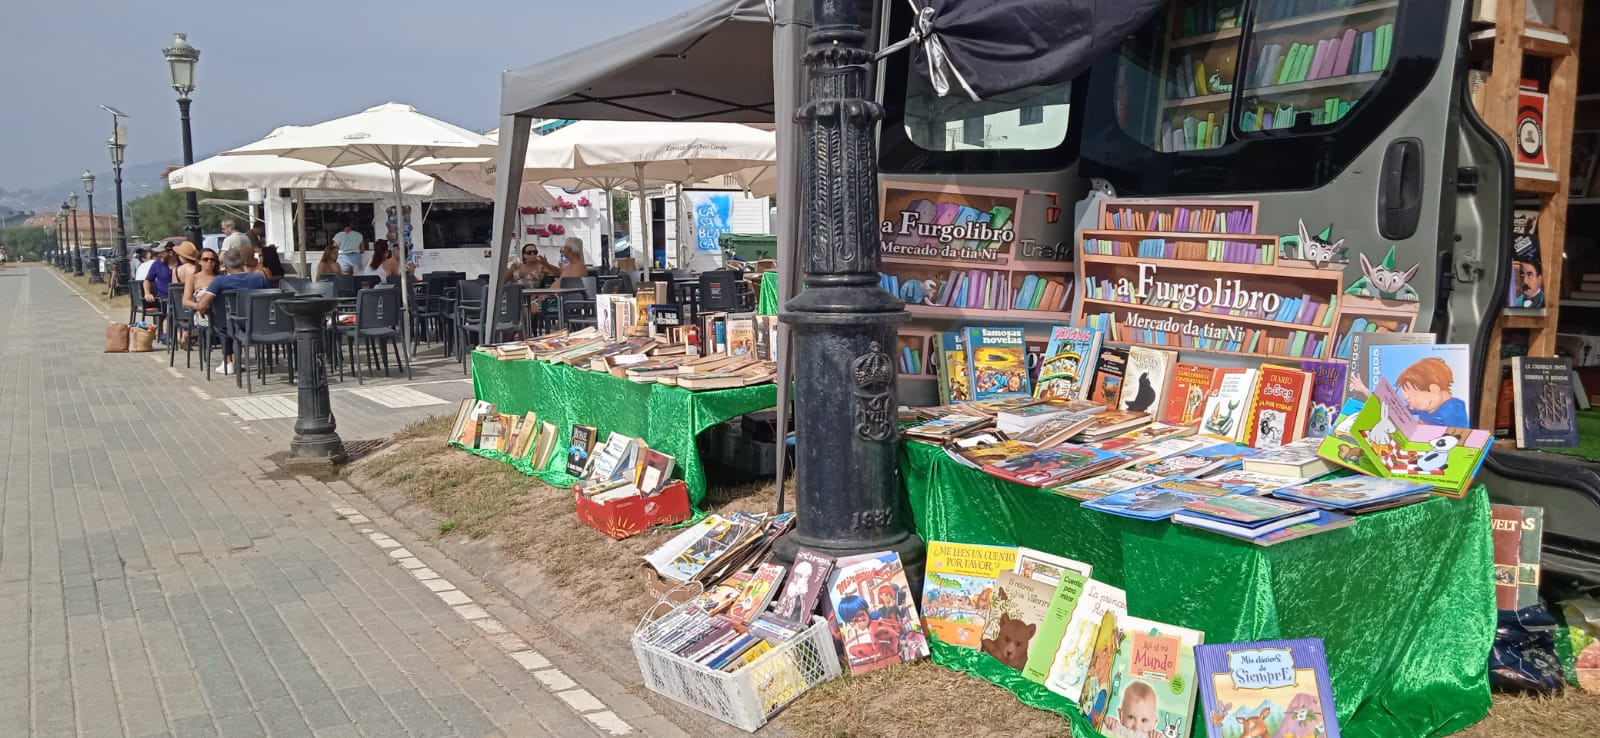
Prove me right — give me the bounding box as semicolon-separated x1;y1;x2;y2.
1081;614;1204;738
1300;360;1348;438
566;425;597;477
1490;504;1545;611
936;332;971;404
1042;580;1127;703
1242;365;1313;449
921;542;1020;649
980;571;1058;673
1195;638;1341;738
727;562;785;624
826;551;929;675
1200;368;1258;442
1512;356;1579;448
964;326;1033;401
1163;363;1218;425
1088;346;1131;407
1035;326;1103;400
1120;346;1177;415
768;548;834;627
1021;570;1088;684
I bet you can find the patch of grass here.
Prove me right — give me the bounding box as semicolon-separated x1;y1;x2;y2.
398;413;453;441
436;521;457;535
1458;691;1600;737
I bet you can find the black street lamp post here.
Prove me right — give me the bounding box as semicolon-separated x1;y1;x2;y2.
163;33;203;248
69;192;82;276
771;0;925;590
107;115;130;289
83;171;100;282
57;204;69;270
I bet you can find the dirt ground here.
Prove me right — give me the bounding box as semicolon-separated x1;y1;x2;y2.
349;414;1600;738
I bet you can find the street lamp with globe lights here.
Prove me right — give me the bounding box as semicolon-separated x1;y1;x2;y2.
68;193;81;276
83;171;100;282
163;33;202;248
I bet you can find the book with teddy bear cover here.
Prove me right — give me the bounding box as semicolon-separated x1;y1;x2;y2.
977;571;1058;672
1080;614;1203;738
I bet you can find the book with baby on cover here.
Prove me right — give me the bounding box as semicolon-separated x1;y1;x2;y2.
1080;613;1203;738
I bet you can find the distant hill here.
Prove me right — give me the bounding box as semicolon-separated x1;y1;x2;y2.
0;156;207;214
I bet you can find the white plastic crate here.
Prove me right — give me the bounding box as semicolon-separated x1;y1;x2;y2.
632;601;840;732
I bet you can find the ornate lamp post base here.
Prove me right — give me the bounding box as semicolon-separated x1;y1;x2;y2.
279;297;347;466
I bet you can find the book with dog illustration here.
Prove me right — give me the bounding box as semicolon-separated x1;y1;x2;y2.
1351;378;1492;497
980;571;1059;673
921;542;1019;649
1195;638;1341;738
1081;614;1204;738
1041;579;1127;703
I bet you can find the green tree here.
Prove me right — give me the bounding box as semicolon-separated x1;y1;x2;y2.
611;191;630;231
126;187;247;241
0;226;51;261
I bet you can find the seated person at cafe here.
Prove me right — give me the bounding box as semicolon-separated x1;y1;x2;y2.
192;246;271;376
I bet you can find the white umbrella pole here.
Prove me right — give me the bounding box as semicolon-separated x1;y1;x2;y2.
392;166;414;380
295;188;309;276
634;163;648;274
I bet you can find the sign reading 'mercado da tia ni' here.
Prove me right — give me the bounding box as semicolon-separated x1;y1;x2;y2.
880;181;1023;263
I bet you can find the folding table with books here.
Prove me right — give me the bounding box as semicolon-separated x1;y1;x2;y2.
899;440;1494;738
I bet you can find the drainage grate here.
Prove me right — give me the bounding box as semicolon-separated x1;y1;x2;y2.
342;438;388;462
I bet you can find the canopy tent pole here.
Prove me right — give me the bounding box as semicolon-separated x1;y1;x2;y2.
632;163;649;274
772;0;810;513
295;188;309;276
487;114;534;343
390;162;415;380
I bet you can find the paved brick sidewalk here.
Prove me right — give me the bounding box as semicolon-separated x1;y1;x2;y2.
0;267;684;737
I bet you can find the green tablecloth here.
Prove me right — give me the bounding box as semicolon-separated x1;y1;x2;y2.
902;441;1494;738
470;352;778;505
758;271;780;315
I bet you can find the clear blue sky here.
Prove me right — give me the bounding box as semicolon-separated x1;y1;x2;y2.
0;0;704;190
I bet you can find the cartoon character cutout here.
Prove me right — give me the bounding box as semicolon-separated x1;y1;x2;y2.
1345;246;1420;301
1292;220;1348;267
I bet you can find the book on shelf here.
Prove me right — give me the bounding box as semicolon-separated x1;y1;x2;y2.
1120;346;1178;415
921;542;1019;649
1035;326;1104;401
1490;504;1545;612
1512;356;1579;449
1014;548;1093;587
1195;638;1342;738
1100;203;1255;234
1242;365;1313;449
1164;362;1219;425
980;571;1060;672
1039;580;1127;702
1087;346;1131;407
1084;478;1252;521
1080;613;1204;738
825;551;929;676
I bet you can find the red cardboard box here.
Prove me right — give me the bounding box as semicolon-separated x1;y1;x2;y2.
574;480;692;539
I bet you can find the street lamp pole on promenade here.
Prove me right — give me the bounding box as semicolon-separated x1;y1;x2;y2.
69;192;81;277
83;171;100;282
163;33;203;248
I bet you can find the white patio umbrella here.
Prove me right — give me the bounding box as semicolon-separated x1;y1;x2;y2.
224;103;495;379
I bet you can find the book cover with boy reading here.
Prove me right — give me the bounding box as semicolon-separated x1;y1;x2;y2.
1343;331;1435;405
980;571;1058;672
1088;346;1131;407
937;332;971;404
1195;638;1341;738
1201;368;1258;441
1084;614;1204;738
1035;326;1103;401
964;326;1033;401
1120;346;1178;415
1367;343;1472;428
1300;360;1348;437
921;542;1020;648
1353;378;1492;497
1164;363;1219;425
1243;365;1313;449
1042;580;1127;703
826;551;930;676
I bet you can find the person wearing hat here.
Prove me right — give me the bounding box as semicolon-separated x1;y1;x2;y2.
173;240;201;286
132;247;154;283
142;241;179;343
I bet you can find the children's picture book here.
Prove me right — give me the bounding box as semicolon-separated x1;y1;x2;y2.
1164;363;1219;425
965;326;1033;401
1315;398;1385;476
769;548;835;627
727;562;785;624
826;551;930;675
1014;548;1093;586
1180;494;1317;527
1271;474;1432;511
1343;331;1435;404
1084;478;1250;521
1021;570;1088;684
1195;638;1341;738
1367;343;1472;427
1243;365;1313;449
903;414;993;442
1120;346;1178;415
1243;437;1334;478
937;332;971;404
1490;504;1545;611
1201;368;1258;442
1010;410;1102;447
1088;346;1131;407
1042;579;1127;703
984;444;1126;488
1300;360;1349;437
1200;469;1309;495
1036;326;1103;400
1074;408;1154;442
1512;356;1579;448
1212;509;1356;546
1054;469;1167;501
566;425;597;477
1084;614;1204;738
921;542;1020;648
1093;421;1196;451
980;571;1059;672
1137;442;1258;478
1352;378;1492;497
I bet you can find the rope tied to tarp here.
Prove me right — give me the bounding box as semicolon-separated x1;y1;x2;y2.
873;0;980;102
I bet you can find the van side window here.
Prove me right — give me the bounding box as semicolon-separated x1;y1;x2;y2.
1236;1;1401;137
